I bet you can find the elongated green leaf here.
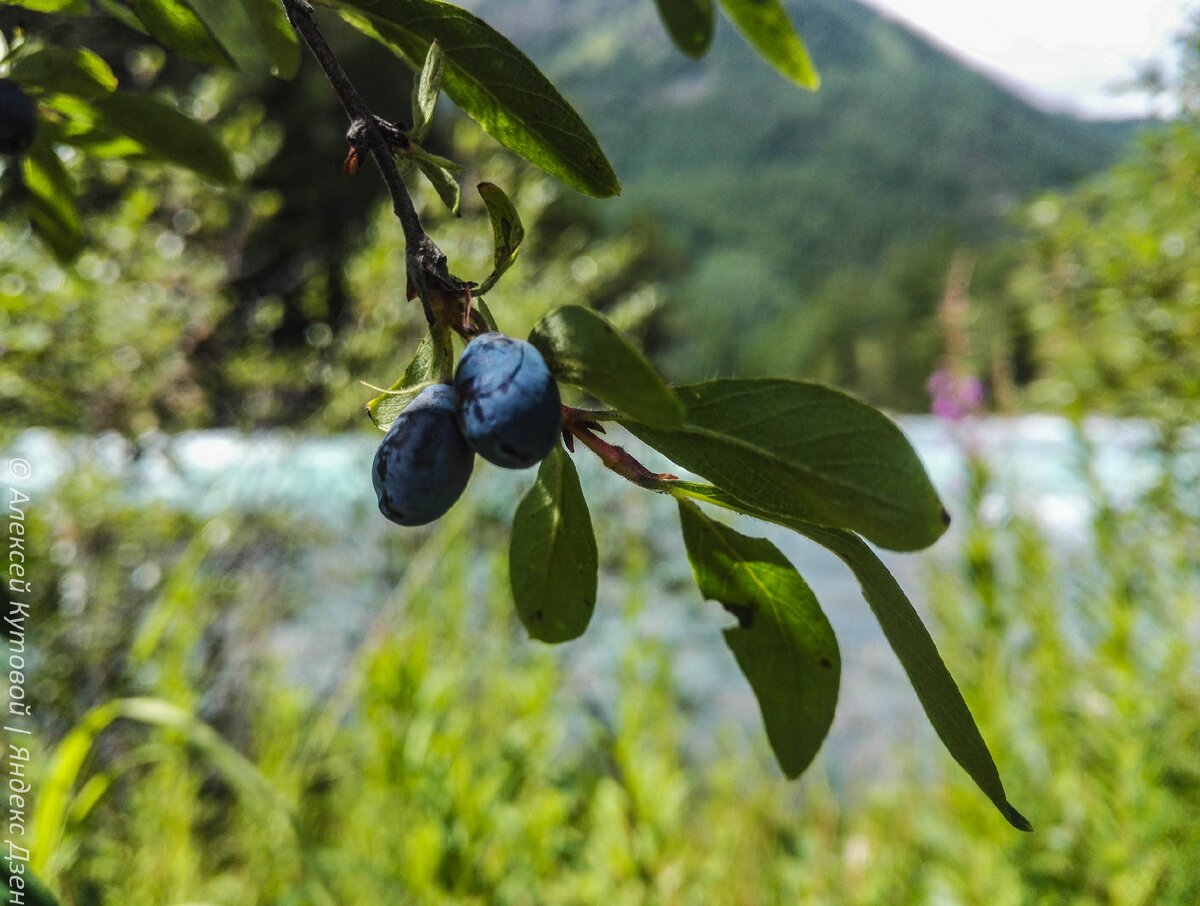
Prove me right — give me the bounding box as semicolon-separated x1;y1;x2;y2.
654;0;714;59
411;40;445;141
243;0;301;78
476;181;524;295
130;0;235;67
21;129;84;262
89;92;235;183
330;0;620;198
415;158;461;214
678;499;838;777
664;480;1030;831
1;0;86;13
510;445;598;643
530;305;683;428
7;45;118;98
365;333;449;430
717;0;819;90
624;379;947;552
475;296;500;332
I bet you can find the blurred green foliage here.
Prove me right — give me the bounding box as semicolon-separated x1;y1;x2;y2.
10;426;1198;904
1010;120;1200;424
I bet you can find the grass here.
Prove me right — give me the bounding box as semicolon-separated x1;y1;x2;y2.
12;424;1200;905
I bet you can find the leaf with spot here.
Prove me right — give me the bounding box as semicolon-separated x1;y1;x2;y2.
717;0;819;89
665;480;1031;831
678;499;839;777
530;305;683;428
654;0;714;59
329;0;620;197
624;379;947;552
476;181;524;295
509;445;598;643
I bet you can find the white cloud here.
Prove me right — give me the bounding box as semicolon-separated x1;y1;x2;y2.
858;0;1191;118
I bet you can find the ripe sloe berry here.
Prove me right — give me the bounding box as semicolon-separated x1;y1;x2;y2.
0;81;37;156
372;384;474;526
455;333;561;469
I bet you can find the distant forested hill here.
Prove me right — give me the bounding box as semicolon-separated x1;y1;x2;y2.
467;0;1139;403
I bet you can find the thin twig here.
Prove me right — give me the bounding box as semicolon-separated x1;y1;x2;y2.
280;0;424;246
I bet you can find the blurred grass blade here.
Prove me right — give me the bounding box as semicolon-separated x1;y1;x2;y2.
510;445;598;643
331;0;620;198
530;305;683;427
476;181;524;295
32;698;299;883
129;0;235;67
717;0;819;89
678;499;839;777
654;0;714;59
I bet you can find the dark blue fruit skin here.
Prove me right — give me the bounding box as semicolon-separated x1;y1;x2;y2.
372;384;474;526
455;334;561;469
0;81;37;156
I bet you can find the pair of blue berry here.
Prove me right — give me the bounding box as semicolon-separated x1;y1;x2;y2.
372;333;561;526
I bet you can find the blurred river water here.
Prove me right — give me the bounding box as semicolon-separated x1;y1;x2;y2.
8;415;1181;787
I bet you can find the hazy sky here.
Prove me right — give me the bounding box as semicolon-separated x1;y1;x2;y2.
861;0;1192;118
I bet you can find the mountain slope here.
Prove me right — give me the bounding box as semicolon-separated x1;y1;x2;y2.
467;0;1137;390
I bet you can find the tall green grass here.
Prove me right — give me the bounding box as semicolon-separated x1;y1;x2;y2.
16;429;1200;905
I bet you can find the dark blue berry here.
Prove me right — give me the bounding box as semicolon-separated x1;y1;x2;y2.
0;81;37;156
455;334;561;469
372;384;474;526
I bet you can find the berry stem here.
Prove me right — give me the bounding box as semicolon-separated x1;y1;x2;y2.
281;0;472;333
561;407;676;490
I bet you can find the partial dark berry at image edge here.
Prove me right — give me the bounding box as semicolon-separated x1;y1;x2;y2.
455;333;562;469
372;384;475;526
0;81;37;156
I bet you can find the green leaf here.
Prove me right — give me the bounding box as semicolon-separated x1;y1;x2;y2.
509;445;598;643
243;0;301;78
7;45;118;98
410;39;445;142
129;0;235;68
623;379;947;552
677;499;839;777
331;0;620;198
21;129;84;262
654;0;714;59
0;0;87;13
365;332;454;430
475;296;500;332
664;481;1030;831
717;0;819;90
415;157;461;215
529;305;683;428
89;92;236;183
476;181;524;295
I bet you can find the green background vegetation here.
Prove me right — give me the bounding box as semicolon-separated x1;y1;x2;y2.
3;0;1200;902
